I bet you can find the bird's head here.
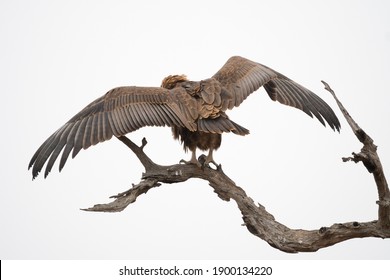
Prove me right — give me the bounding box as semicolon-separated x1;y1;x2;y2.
161;74;188;89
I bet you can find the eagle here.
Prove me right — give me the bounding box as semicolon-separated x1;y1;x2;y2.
29;56;340;179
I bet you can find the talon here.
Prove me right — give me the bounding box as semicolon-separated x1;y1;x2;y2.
202;149;219;169
179;150;202;167
179;149;220;169
179;158;202;167
207;160;219;169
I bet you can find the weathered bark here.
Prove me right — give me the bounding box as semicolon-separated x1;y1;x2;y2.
82;82;390;253
322;81;390;229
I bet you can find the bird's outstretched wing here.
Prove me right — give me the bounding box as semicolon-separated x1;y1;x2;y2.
28;86;196;179
212;56;341;131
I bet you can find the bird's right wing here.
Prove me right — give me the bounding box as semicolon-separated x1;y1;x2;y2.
29;86;197;179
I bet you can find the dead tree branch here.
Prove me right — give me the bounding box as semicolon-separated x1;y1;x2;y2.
322;81;390;229
82;82;390;253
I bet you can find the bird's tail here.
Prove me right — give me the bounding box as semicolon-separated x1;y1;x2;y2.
197;117;249;135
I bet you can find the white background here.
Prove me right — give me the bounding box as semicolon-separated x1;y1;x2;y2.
1;0;389;259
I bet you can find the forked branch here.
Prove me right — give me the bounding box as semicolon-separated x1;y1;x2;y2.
82;82;390;253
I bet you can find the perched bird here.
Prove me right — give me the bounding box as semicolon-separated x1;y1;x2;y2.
29;56;340;179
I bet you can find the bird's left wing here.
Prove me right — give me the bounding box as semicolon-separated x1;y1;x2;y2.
28;86;196;179
212;56;340;131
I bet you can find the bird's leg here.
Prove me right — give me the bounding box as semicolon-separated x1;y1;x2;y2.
179;149;201;167
204;149;219;169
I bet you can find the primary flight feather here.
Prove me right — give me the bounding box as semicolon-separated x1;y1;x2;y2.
29;56;340;179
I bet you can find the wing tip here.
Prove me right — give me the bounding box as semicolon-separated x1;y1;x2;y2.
320;114;341;133
31;169;39;180
332;122;341;133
